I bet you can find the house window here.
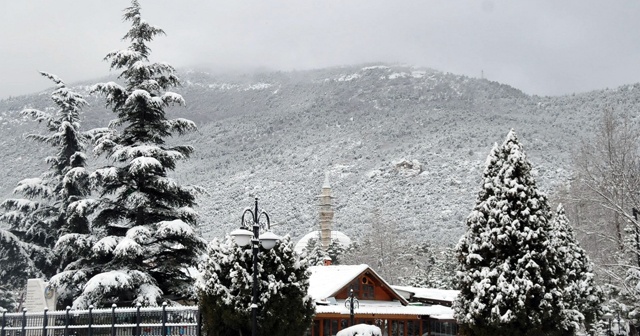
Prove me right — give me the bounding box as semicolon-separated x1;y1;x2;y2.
349;276;375;299
341;319;349;330
430;320;458;336
323;319;339;336
363;284;374;299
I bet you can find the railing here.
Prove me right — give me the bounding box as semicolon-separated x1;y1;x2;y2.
0;304;200;336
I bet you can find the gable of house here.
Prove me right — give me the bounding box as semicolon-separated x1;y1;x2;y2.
308;264;407;304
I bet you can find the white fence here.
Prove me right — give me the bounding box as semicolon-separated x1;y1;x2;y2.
0;305;200;336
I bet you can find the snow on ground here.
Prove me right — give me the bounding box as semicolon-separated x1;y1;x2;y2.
336;324;382;336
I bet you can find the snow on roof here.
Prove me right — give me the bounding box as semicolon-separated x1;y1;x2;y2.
309;265;408;305
294;230;352;253
316;299;454;320
391;286;459;303
308;264;369;300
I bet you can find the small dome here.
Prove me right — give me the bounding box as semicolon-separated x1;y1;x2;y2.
294;230;352;254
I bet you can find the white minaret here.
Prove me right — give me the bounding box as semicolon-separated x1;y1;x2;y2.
318;173;334;250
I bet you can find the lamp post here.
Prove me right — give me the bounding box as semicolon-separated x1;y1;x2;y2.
615;311;621;336
230;198;281;336
345;289;359;327
604;312;614;336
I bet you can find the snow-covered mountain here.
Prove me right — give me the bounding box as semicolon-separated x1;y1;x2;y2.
1;64;638;246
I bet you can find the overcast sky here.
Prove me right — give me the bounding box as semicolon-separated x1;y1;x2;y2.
2;0;640;98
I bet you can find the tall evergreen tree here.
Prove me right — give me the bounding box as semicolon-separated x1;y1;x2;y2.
302;236;349;266
50;0;204;308
326;238;347;264
199;236;315;336
0;229;41;311
549;204;603;331
302;237;329;266
0;72;90;277
454;130;572;336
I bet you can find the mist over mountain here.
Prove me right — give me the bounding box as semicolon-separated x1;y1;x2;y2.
1;64;638;246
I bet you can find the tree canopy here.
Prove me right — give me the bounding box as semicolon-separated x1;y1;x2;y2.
454;130;580;336
199;235;315;336
50;0;204;308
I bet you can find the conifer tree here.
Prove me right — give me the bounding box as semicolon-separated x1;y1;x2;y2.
401;246;456;289
326;239;346;264
0;229;41;311
50;0;204;308
549;204;603;331
302;236;348;266
0;72;90;278
199;236;315;336
428;247;457;289
454;130;572;336
302;237;329;266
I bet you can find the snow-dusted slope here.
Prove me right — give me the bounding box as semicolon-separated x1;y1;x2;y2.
1;64;638;245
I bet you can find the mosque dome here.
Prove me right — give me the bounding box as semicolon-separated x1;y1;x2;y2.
294;230;352;254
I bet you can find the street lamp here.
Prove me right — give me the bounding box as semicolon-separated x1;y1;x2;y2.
345;288;359;327
230;197;281;336
603;312;614;336
613;311;624;336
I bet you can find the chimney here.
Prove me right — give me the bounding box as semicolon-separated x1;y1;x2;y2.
323;256;333;266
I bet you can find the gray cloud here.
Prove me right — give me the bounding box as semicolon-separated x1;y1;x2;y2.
2;0;640;98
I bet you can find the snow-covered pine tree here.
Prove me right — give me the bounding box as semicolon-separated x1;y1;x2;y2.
428;247;457;289
50;0;204;308
550;204;603;331
454;130;572;336
302;236;348;266
302;237;329;266
326;238;347;265
398;244;456;290
0;72;91;278
398;243;436;288
199;235;315;336
0;229;41;311
407;248;456;289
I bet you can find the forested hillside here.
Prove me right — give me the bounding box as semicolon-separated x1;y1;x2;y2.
1;64;638;245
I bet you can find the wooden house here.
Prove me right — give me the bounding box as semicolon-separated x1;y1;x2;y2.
306;264;459;336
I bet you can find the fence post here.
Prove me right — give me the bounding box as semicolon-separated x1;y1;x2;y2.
161;302;167;336
64;306;70;336
135;303;141;336
111;304;116;336
88;305;93;336
21;308;26;336
43;308;48;336
196;307;202;336
1;309;6;336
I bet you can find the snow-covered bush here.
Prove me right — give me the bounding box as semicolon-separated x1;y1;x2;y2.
336;324;382;336
198;235;315;336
